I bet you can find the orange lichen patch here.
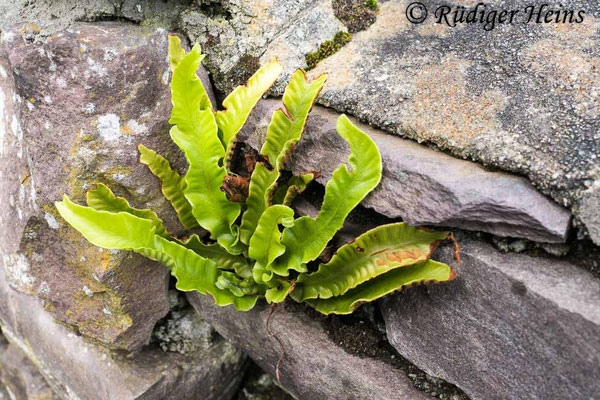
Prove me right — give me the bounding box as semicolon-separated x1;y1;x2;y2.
120;124;134;135
521;38;599;117
403;54;509;145
18;23;41;35
64;289;133;345
544;14;599;40
49;200;135;345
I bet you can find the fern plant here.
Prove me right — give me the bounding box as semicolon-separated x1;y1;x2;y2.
55;35;457;315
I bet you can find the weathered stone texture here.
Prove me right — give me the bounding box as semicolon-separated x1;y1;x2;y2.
0;267;246;400
381;236;600;400
0;0;190;34
0;342;58;400
188;292;430;400
243;99;571;242
180;0;346;93
0;23;215;350
306;0;600;243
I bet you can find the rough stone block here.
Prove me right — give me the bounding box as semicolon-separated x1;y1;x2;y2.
0;22;214;350
380;236;600;399
0;267;246;400
180;0;345;94
0;342;58;400
187;292;431;400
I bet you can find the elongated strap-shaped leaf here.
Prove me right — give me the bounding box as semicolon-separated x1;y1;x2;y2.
56;196;255;310
55;195;156;250
57;195;175;266
248;205;294;283
261;71;327;166
182;235;252;278
306;260;456;315
138;144;199;230
167;34;186;71
239;70;325;244
239;162;276;245
155;236;258;311
291;223;450;302
272;172;315;206
170;109;242;254
216;60;283;156
271;115;382;276
168;39;241;252
169;42;212;123
85;183;169;237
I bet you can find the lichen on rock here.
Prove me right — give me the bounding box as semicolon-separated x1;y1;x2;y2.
179;0;346;94
153;291;214;354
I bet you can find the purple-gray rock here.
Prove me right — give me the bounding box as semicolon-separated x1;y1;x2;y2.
578;184;600;244
380;236;600;400
0;266;246;400
242;99;571;243
0;342;58;400
187;292;431;400
0;23;214;351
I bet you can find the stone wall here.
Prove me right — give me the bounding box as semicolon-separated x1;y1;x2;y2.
0;1;598;399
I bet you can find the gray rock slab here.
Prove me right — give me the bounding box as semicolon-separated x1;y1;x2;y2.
306;0;600;244
187;292;430;400
0;23;213;350
0;342;59;400
242;99;571;243
577;183;600;244
180;0;345;94
380;236;600;399
0;267;246;400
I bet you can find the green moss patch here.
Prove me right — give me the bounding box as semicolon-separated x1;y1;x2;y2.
305;31;352;70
